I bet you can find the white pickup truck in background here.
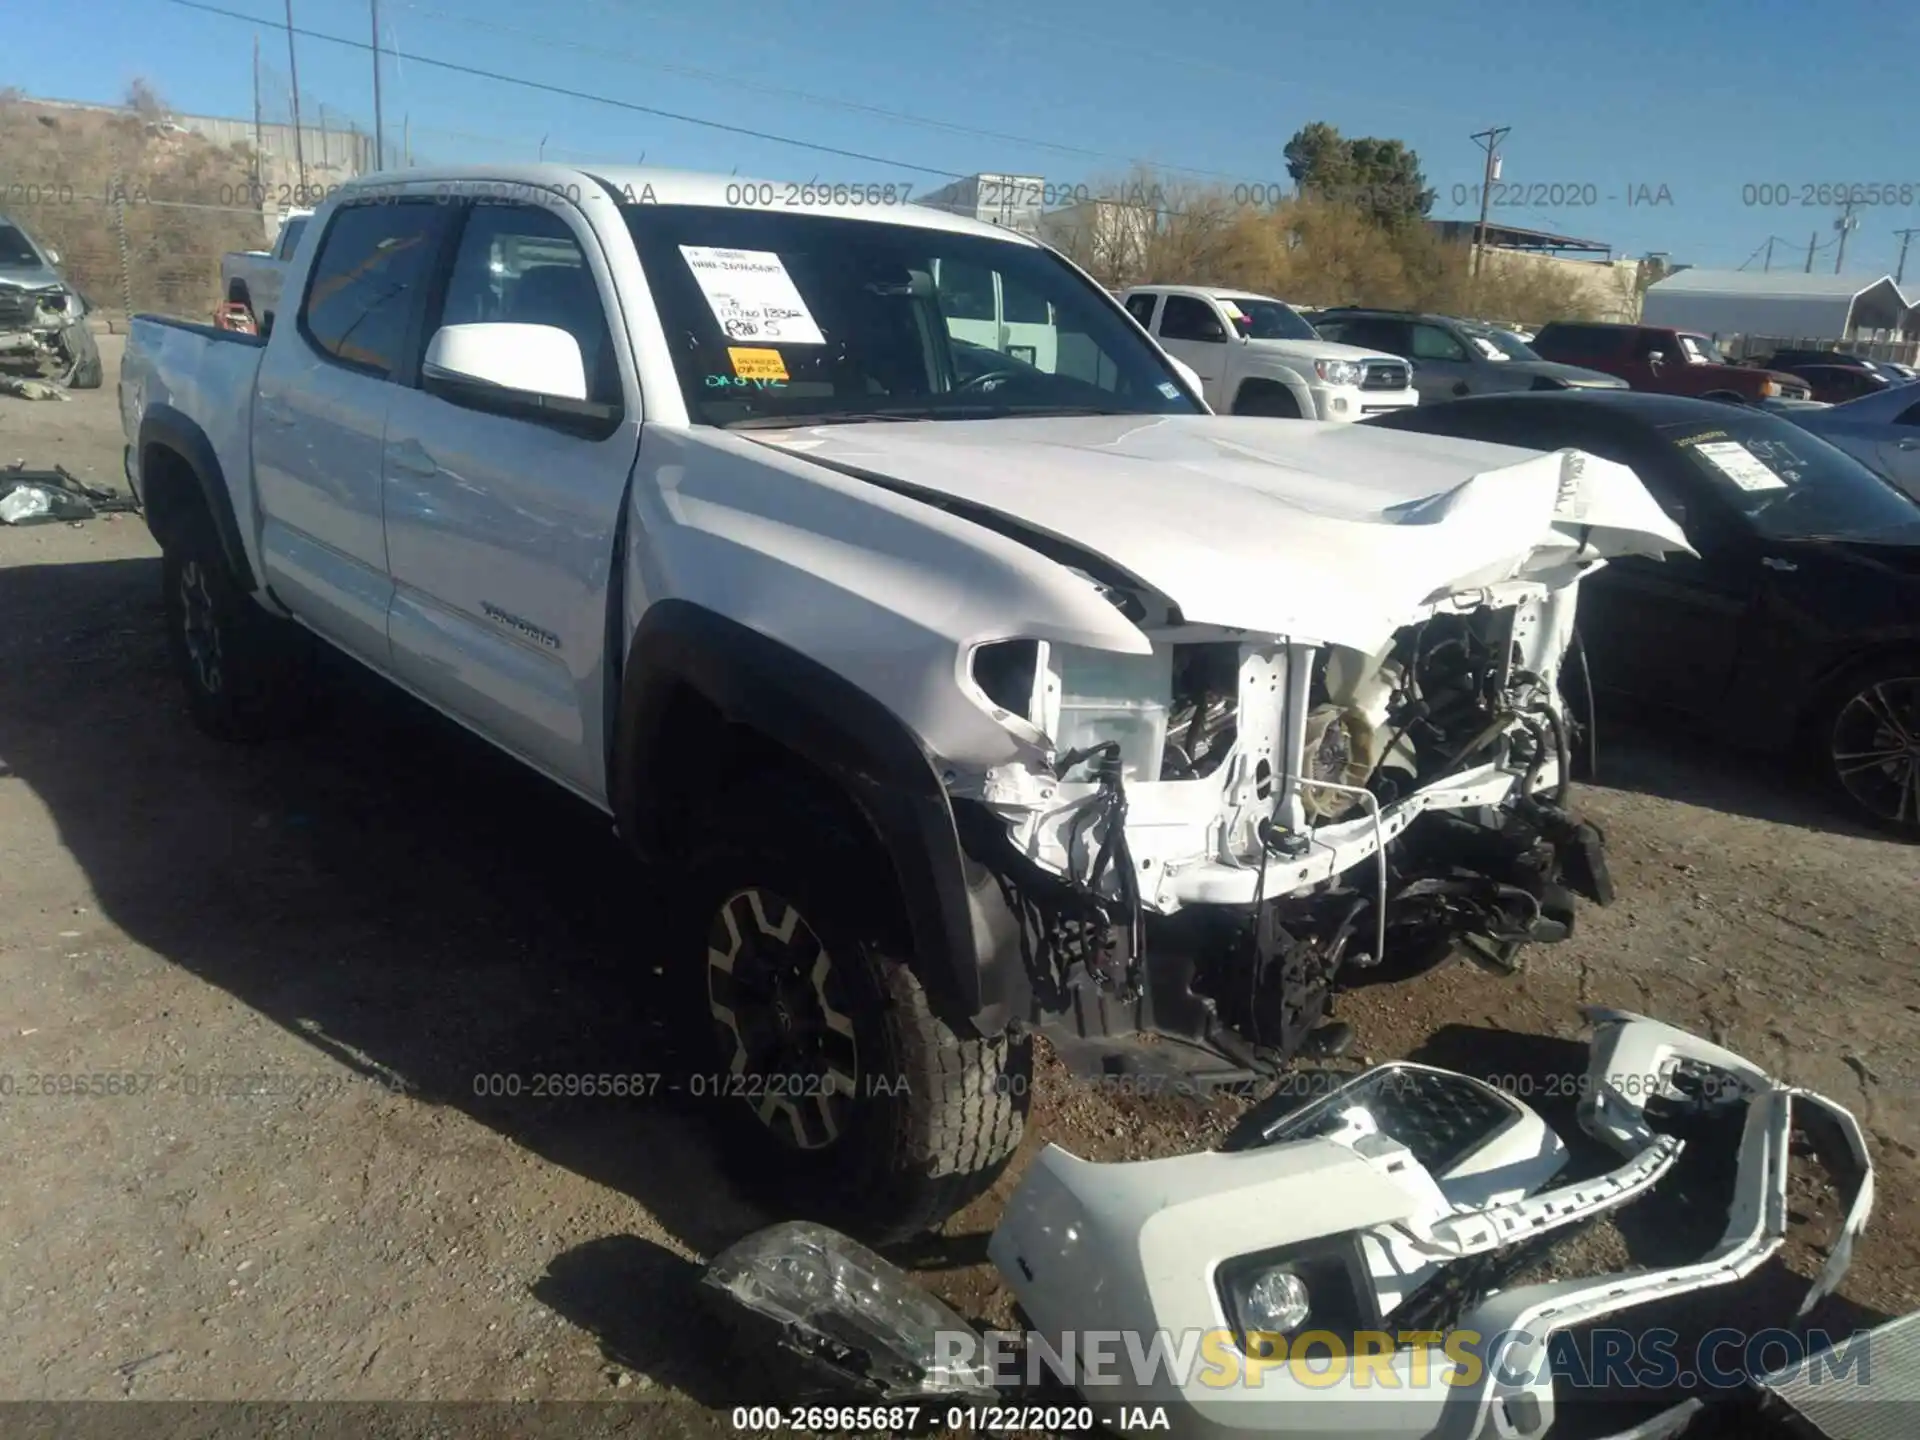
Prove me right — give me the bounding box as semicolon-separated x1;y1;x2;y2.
218;208;312;333
118;164;1688;1247
1122;283;1420;420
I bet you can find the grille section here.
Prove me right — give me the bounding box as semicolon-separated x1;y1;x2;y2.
1362;360;1410;390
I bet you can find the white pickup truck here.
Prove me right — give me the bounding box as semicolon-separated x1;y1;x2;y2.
119;165;1689;1242
219;208;313;333
1122;284;1419;420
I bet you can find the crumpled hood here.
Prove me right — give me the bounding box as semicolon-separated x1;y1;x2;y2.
0;262;66;291
750;413;1694;648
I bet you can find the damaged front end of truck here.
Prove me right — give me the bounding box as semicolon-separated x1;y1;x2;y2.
929;438;1696;1084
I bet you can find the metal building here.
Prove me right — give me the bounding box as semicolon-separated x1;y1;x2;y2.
1640;268;1914;342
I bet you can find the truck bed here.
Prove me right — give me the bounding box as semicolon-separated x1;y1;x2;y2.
121;315;268;574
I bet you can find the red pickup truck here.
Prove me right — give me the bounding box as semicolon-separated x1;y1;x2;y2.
1531;322;1812;402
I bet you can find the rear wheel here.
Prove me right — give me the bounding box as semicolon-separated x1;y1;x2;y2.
679;784;1030;1243
1813;658;1920;839
160;509;311;741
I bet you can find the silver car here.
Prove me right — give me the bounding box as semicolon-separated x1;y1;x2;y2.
0;215;103;389
1783;382;1920;501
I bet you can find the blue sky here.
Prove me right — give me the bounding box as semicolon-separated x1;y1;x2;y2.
13;0;1920;277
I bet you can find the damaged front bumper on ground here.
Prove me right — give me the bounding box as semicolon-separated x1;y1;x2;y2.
703;1010;1874;1440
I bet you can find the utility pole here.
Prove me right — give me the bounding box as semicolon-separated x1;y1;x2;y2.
283;0;307;193
1762;236;1774;272
251;35;264;190
1805;231;1818;273
1469;126;1510;280
403;113;411;168
369;0;386;170
1894;228;1918;286
1834;201;1859;275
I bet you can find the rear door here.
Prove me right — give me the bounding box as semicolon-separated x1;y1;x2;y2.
253;197;449;660
379;197;643;803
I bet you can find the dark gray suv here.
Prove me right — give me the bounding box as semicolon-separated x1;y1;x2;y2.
1311;308;1625;404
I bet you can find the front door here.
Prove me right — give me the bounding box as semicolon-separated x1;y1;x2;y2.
379;197;643;803
1152;294;1231;402
1406;321;1477;401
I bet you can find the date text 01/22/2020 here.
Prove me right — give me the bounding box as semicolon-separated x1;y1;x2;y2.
728;1404;1172;1433
467;1071;913;1100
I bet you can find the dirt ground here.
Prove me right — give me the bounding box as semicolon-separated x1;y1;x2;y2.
2;338;1916;1432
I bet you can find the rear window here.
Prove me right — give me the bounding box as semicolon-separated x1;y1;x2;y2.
299;201;442;378
1536;325;1616;358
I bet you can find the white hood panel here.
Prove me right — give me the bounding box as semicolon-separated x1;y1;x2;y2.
753;414;1693;648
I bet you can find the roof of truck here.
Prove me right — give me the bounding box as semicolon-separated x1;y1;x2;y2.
334;164;1043;246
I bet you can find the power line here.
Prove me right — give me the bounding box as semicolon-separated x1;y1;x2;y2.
394;1;1263;186
163;0;969;179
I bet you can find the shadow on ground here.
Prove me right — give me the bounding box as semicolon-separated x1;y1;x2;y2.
1583;708;1885;842
0;555;785;1395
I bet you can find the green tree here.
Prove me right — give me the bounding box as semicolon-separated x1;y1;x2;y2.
1282;124;1434;229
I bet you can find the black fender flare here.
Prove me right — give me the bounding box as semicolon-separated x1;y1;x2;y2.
138;403;258;592
610;600;1028;1034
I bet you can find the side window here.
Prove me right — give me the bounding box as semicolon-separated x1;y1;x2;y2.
276;215;308;260
1409;324;1469;361
934;260;996;322
1124;293;1160;328
1632;332;1670;360
434;201;619;406
1344;318;1410;354
1158;295;1226;342
1001;275;1051;325
300;201;442;378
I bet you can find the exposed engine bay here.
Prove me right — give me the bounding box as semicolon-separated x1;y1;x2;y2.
959;581;1614;1082
702;1010;1874;1440
0;281;98;389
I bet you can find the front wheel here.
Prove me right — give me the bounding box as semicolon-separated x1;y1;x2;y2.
60;321;103;389
680;807;1030;1243
1814;659;1920;839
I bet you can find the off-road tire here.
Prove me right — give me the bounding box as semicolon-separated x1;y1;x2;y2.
677;783;1030;1244
1809;654;1920;840
61;322;103;389
160;509;311;742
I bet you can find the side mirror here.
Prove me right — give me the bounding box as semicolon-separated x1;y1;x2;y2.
45;247;61;265
422;322;587;403
1646;350;1666;365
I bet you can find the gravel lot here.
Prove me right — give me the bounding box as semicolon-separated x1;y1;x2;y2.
2;337;1916;1430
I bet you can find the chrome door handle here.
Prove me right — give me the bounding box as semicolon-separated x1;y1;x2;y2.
1897;437;1919;450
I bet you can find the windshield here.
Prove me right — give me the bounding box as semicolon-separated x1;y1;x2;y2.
0;224;44;268
621;205;1203;426
1223;297;1319;341
1474;328;1541;361
1678;333;1726;364
1659;414;1920;539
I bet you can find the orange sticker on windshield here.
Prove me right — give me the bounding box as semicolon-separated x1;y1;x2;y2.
728;347;789;382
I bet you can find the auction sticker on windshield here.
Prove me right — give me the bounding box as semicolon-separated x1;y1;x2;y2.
727;346;790;381
1692;439;1789;492
679;246;826;344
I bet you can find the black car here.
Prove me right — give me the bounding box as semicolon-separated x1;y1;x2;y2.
1310;307;1626;404
1363;390;1920;837
1761;348;1885;375
1774;363;1897;405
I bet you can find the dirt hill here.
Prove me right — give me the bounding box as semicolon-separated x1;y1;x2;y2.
1;91;267;321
